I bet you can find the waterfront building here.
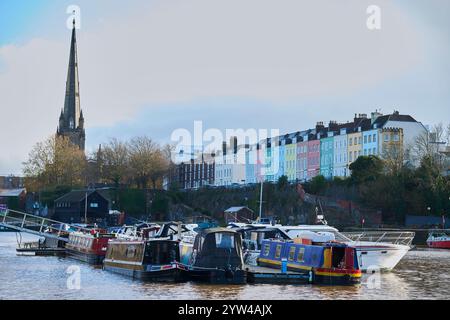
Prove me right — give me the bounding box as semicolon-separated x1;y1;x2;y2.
264;138;278;182
296;134;308;182
307;135;321;180
363;127;380;157
56;18;86;151
182;155;215;189
284;134;297;181
380;127;404;160
53;189;111;224
167;110;428;190
371;111;427;163
320;122;336;179
245;144;258;184
277;137;285;182
333;127;349;178
214;139;246;187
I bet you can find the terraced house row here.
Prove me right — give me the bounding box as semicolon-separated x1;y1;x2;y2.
167;111;427;189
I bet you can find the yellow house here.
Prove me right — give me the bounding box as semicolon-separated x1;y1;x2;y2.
284;141;297;181
347;131;363;166
380;128;404;159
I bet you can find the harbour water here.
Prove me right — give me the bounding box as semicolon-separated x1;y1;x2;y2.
1;232;449;300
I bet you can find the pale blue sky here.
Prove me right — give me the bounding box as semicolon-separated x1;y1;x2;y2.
0;0;449;174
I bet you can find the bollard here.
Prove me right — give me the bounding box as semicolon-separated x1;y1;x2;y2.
281;258;287;273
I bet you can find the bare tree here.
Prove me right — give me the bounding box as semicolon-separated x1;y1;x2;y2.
23;135;86;190
102;138;130;188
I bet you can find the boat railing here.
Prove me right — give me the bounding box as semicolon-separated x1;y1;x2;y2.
343;231;415;247
0;209;93;240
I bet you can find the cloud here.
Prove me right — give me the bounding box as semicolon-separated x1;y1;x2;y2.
0;0;435;173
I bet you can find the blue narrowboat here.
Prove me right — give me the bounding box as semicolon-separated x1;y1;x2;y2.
257;239;362;285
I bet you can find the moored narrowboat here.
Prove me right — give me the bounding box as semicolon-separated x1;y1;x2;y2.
103;238;180;281
65;229;115;265
257;238;361;285
178;228;246;284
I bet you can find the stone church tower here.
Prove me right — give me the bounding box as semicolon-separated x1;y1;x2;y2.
57;18;85;150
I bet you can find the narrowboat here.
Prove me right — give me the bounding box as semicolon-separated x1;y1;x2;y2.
427;232;450;249
257;238;362;285
178;228;247;284
65;229;116;265
103;238;180;281
229;222;414;272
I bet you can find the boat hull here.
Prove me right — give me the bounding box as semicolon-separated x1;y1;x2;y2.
427;240;450;249
66;248;105;265
257;259;361;286
177;264;247;284
103;262;180;282
353;243;410;272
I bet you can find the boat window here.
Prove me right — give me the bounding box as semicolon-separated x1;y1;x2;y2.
126;245;136;258
331;247;346;268
263;244;270;256
288;246;296;261
215;233;235;249
275;244;282;259
297;247;305;263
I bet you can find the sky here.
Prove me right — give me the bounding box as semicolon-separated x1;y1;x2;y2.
0;0;449;175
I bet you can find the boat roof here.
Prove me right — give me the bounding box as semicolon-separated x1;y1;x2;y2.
198;227;238;235
279;225;339;232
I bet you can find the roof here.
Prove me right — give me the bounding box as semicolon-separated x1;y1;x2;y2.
198;227;238;235
372;112;417;128
54;189;111;203
0;188;26;197
224;206;254;213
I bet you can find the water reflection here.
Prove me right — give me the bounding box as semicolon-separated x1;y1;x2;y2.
0;233;449;300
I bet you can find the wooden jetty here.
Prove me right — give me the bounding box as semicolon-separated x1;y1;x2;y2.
16;239;66;257
244;265;312;284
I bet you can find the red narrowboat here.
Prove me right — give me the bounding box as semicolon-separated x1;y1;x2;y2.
65;229;115;265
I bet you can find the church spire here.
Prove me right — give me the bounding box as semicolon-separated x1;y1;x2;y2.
56;16;86;151
63;17;81;130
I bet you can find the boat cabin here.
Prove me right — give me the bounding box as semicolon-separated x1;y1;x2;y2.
189;228;244;270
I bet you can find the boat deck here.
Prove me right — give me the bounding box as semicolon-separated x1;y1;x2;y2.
244;264;311;284
16;247;66;256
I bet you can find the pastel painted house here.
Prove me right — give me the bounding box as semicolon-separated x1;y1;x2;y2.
333;128;349;178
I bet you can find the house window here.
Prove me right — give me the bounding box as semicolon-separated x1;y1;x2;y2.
393;133;399;141
90;203;99;208
373;134;376;142
349;138;352;146
384;134;389;142
364;136;367;144
368;135;372;143
349;152;352;162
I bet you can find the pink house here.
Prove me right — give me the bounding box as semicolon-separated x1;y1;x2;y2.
307;139;320;180
297;139;308;181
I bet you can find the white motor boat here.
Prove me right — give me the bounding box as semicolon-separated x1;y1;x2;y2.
229;222;414;272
